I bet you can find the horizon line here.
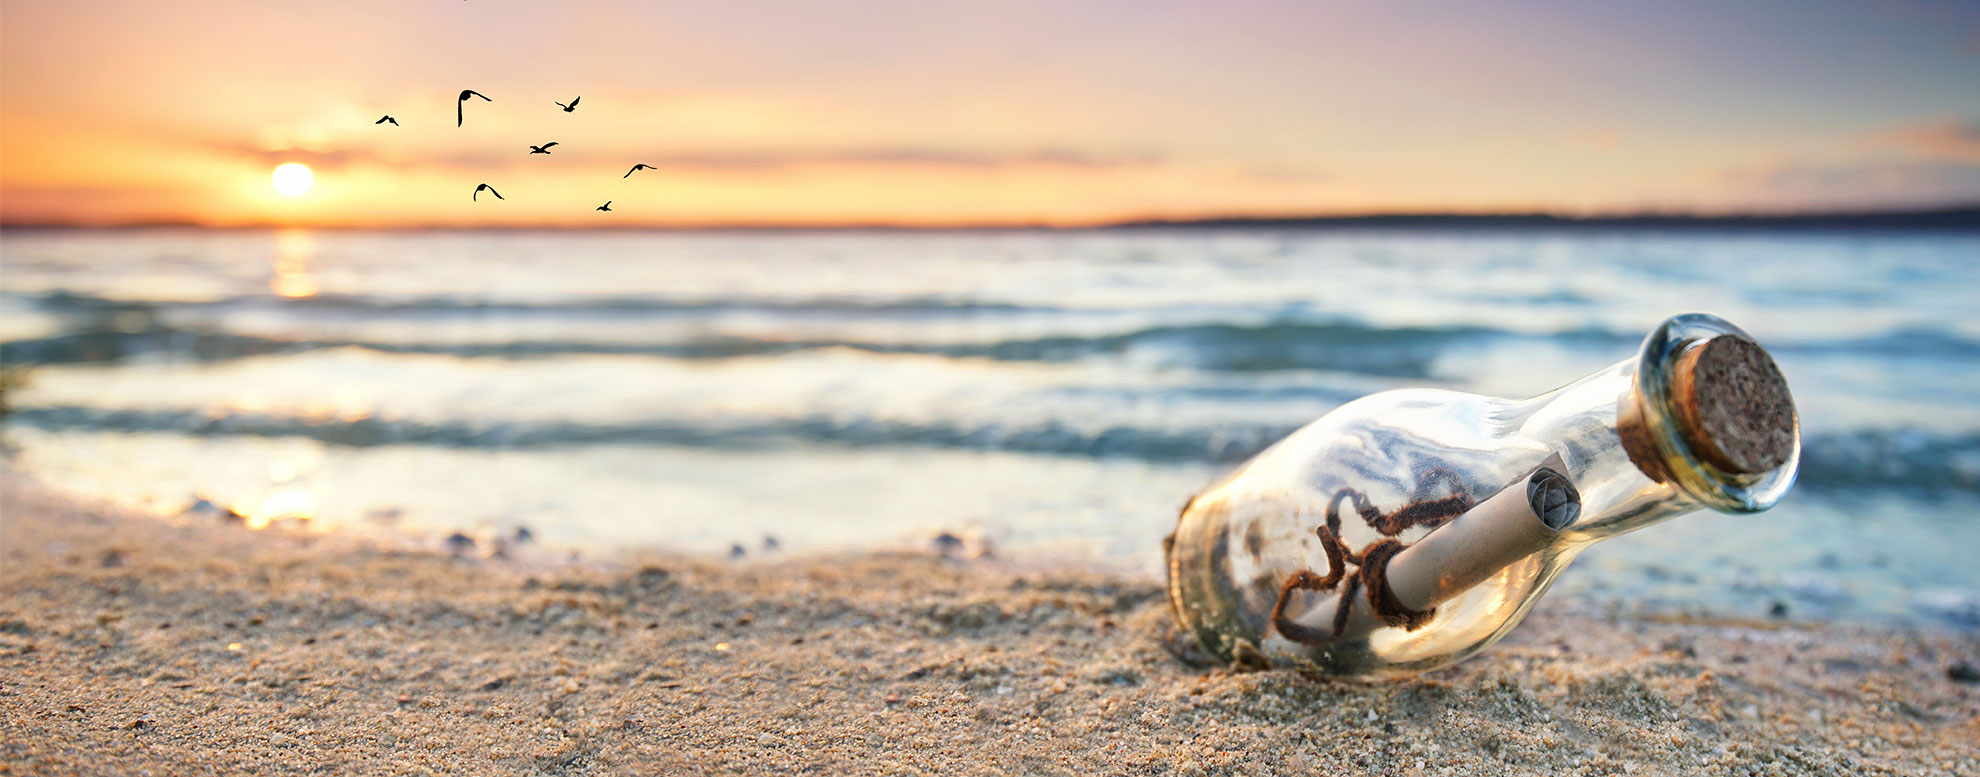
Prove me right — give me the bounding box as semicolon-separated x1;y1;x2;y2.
4;204;1978;232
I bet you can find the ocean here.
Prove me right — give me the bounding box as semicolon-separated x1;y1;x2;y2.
2;227;1976;628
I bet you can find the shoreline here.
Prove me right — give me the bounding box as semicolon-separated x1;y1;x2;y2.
4;204;1978;232
2;477;1976;775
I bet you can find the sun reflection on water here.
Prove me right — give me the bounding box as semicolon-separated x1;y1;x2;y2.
246;488;316;529
271;229;319;298
241;449;324;529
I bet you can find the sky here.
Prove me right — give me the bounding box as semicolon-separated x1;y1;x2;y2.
1;0;1977;227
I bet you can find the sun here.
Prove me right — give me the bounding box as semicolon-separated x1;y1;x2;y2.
271;163;314;197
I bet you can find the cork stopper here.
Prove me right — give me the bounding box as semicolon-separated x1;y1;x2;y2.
1670;336;1795;474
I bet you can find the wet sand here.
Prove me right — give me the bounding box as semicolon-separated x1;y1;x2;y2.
2;476;1976;776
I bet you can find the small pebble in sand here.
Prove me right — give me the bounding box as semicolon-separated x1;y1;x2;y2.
1948;661;1980;684
883;693;902;705
444;533;475;555
714;642;732;652
185;497;245;523
269;732;295;747
561;679;580;694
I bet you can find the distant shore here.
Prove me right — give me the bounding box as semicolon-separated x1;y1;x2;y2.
5;205;1978;233
1;475;1976;775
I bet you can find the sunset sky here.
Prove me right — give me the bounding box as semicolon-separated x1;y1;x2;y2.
2;0;1978;227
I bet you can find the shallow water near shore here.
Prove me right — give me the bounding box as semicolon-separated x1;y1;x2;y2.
2;227;1978;628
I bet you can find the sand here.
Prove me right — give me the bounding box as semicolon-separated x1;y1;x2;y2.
1;475;1976;776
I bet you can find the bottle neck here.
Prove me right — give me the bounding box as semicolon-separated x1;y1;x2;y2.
1515;314;1800;541
1512;359;1690;540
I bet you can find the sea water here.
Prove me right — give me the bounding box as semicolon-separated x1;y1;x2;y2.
2;227;1976;627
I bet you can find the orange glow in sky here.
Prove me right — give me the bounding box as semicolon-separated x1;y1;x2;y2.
2;1;1977;227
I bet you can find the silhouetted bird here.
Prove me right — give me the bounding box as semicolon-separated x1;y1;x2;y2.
596;201;612;212
456;89;491;127
473;183;503;201
930;531;965;558
528;142;559;154
623;163;657;178
555;96;580;113
375;115;398;126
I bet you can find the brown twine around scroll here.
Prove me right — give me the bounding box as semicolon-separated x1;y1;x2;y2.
1270;468;1473;645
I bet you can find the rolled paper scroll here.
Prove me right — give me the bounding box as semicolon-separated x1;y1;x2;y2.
1385;457;1581;613
1280;456;1582;642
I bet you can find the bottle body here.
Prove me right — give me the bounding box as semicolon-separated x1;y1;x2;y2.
1166;314;1799;678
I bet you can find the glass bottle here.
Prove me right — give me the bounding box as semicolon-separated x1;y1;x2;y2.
1165;313;1799;678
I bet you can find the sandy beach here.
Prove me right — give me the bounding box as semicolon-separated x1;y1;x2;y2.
1;475;1975;776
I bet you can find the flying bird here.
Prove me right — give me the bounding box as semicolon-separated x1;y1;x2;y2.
623;164;657;178
596;201;612;212
528;142;559;154
473;183;503;201
555;96;581;113
456;89;491;127
374;115;398;126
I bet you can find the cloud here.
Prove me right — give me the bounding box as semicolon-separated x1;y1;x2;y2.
1708;118;1980;208
1229;165;1330;185
1720;158;1980;207
204;141;390;173
383;145;1170;176
0;184;197;224
1572;129;1622;151
624;147;1167;172
1865;119;1980;163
